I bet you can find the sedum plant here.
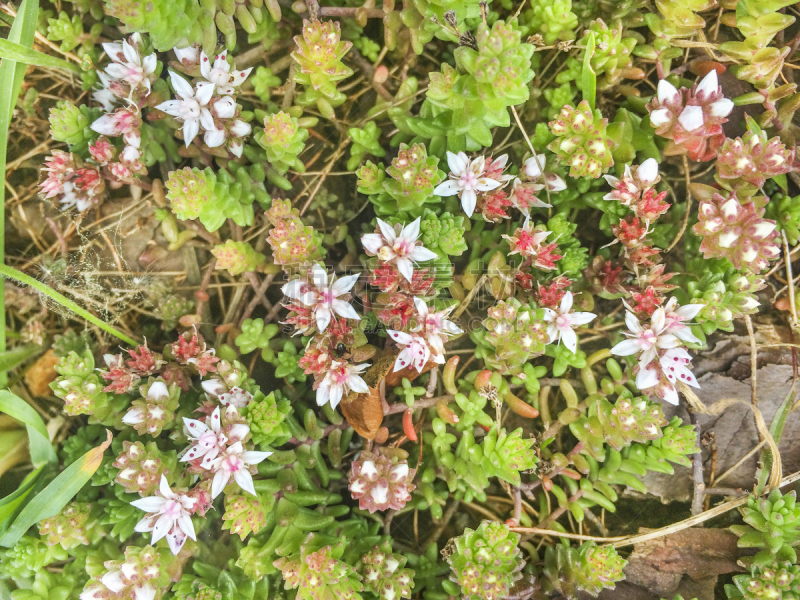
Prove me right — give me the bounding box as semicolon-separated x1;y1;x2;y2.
10;2;800;600
426;20;535;151
292;19;354;119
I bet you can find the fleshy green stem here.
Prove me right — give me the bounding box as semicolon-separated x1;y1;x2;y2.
0;264;138;346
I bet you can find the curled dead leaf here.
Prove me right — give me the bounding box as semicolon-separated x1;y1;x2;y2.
24;349;60;398
340;354;437;439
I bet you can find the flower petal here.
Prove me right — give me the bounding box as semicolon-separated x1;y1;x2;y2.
233;469;256;496
241;450;272;464
561;328;578;354
570;312;596;326
657;79;680;104
183;119;200;147
403;217;421;241
409;246;438;262
396;257;414;282
388;330;413;345
461;189;477;217
433;180;462;197
611;338;640;356
376;218;397;243
331;273;360;295
316;306;332;332
169;70;195;100
130;496;166;512
361;233;384;255
332;299;361;321
211;469;228;498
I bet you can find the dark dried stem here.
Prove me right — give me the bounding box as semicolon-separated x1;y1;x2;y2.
194;257;218;317
538;489;583;528
244;271;272;312
385;394;454;415
424;500;461;547
689;410;706;516
320;6;385;17
46;217;68;258
239;272;276;326
512;487;522;525
348;48;393;102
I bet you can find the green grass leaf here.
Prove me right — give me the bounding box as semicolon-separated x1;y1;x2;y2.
0;264;139;346
0;38;81;73
0;0;40;389
582;31;597;112
0;465;46;531
0;343;42;371
0;389;56;466
0;430;112;547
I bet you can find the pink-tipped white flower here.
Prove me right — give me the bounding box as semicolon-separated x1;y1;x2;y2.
173;45;200;67
121;381;169;432
181;407;247;468
646;71;734;162
131;475;197;555
603;159;660;203
542;292;596;354
658;347;699;402
508;178;553;215
433;151;503;217
361;218;438;282
93;72;117;112
410;297;462;356
662;297;704;345
102;34;157;96
91;107;140;138
281;264;361;333
199;51;252;96
209;441;271;498
388;331;435;372
678;105;705;132
635;347;699;405
218;386;253;409
156;71;216;147
611;307;680;367
84;571;156;600
317;360;370;409
523;153;548;179
657;79;680;104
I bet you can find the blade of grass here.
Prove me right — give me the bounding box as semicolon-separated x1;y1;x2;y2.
581;31;597;112
0;343;42;371
0;429;112;547
0;465;46;530
0;390;56;466
0;38;80;72
0;264;138;346
0;0;40;389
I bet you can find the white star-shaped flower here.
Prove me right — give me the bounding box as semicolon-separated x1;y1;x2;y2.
156;71;216;147
199;51;252;96
361;217;438;282
130;475;197;555
388;330;435;373
611;307;680;367
433;151;502;217
102;34;157;96
209;442;271;498
317;360;370;409
181;406;248;468
410;297;462;357
281;264;361;333
543;292;596;354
